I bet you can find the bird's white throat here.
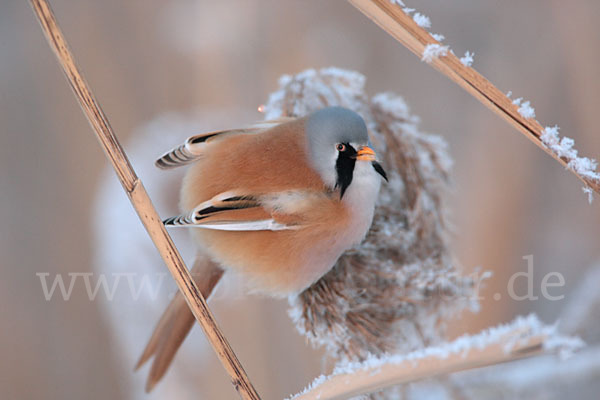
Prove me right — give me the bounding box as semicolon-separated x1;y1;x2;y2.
342;161;381;240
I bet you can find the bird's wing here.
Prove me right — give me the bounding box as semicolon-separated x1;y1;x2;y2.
155;117;294;169
163;191;304;231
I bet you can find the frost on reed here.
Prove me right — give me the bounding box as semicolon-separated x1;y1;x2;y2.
421;44;449;63
395;0;474;67
373;0;600;200
430;263;600;400
262;68;478;376
292;315;584;400
540;126;600;203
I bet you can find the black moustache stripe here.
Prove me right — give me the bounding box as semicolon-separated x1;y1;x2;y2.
335;144;356;199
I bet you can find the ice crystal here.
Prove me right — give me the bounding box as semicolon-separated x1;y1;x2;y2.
431;33;445;42
413;12;431;29
422;44;449;63
460;51;474;67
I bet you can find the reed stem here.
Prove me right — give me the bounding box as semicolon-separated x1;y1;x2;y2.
29;1;260;398
349;0;600;194
294;328;546;400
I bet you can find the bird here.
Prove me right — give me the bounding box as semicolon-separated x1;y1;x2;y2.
135;106;388;391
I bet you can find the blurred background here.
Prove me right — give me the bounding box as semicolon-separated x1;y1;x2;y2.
1;1;599;399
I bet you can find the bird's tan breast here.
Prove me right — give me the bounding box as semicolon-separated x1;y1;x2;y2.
190;204;352;295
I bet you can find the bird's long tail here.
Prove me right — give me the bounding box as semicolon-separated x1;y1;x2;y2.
135;256;224;392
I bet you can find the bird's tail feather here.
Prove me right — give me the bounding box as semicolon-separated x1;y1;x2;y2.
135;257;224;392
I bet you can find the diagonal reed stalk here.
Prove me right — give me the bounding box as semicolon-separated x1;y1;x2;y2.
293;328;546;400
349;0;600;195
29;1;260;399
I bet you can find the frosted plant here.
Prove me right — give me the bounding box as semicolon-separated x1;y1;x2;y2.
291;315;584;400
263;67;479;398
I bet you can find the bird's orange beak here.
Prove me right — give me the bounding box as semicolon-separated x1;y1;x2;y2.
355;146;376;161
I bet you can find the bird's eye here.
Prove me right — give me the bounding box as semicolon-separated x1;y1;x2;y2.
336;143;346;152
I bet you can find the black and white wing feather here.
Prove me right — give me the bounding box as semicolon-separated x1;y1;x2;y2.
155;118;294;169
163;192;297;231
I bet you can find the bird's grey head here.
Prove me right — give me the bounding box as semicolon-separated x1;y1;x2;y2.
305;107;387;197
